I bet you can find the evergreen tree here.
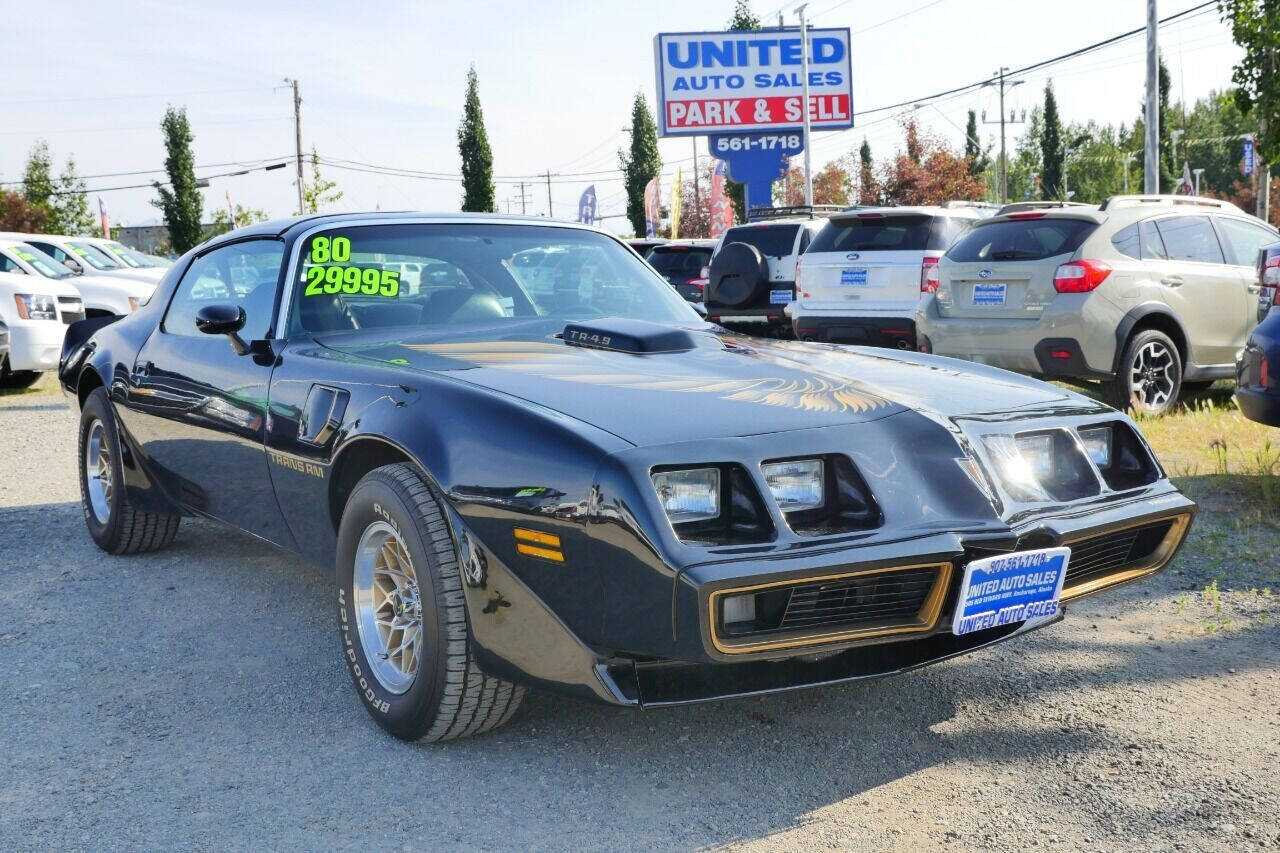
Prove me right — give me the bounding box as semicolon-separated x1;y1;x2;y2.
457;66;495;213
1158;59;1179;192
57;157;95;235
965;109;990;177
857;138;878;204
620;92;661;236
152;107;204;254
724;0;762;221
1040;83;1064;199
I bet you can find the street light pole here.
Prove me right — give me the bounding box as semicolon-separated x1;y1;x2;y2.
795;3;814;207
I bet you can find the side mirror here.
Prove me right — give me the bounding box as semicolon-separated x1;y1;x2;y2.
63;258;84;275
195;303;249;355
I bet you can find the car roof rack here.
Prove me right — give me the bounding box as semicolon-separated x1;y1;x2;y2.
746;204;843;222
996;201;1093;215
1098;194;1242;212
942;200;1001;210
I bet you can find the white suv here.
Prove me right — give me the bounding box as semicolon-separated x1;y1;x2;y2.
0;238;152;317
0;269;84;388
704;214;828;334
791;204;986;349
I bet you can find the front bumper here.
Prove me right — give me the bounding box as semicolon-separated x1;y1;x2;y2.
6;320;65;372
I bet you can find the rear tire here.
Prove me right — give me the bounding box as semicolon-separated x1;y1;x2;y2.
1102;329;1183;417
78;387;181;554
335;463;524;742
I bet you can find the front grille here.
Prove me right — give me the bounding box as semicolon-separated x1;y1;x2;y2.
711;563;949;653
58;297;85;324
779;567;939;631
1063;520;1176;591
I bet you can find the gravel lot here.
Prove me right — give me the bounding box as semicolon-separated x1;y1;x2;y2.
1;380;1278;851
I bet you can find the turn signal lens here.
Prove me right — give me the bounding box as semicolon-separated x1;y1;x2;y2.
1053;259;1112;293
652;467;720;523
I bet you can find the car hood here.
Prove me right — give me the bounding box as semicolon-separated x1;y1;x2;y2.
319;322;1091;446
75;273;155;297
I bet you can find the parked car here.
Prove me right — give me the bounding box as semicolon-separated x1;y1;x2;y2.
80;236;170;281
0;238;153;317
61;212;1195;741
11;233;160;286
0;269;83;388
645;239;716;301
917;195;1278;416
626;237;668;257
1235;241;1280;426
791;205;983;349
0;320;10;376
705;213;828;335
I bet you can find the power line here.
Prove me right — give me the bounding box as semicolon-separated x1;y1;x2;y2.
0;157;293;187
51;161;289;195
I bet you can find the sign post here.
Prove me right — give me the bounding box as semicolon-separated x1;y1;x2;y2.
653;27;852;216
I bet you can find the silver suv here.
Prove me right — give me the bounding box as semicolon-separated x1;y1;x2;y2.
916;196;1278;415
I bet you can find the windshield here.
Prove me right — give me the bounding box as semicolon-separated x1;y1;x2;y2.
811;214;941;253
68;241;124;270
100;241;151;268
5;244;74;278
647;246;712;276
288;223;701;337
720;224;799;258
947;218;1097;262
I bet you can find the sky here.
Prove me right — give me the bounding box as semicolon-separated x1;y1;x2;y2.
0;0;1244;236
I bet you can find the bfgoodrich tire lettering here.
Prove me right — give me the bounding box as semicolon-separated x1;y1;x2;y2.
78;387;180;554
335;463;524;742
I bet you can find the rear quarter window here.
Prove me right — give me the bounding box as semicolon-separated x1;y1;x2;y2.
721;225;800;258
947;218;1098;262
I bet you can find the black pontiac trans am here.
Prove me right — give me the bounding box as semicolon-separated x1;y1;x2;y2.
59;213;1196;742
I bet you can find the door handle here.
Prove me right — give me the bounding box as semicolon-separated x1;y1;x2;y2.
1247;283;1261;293
1161;276;1183;288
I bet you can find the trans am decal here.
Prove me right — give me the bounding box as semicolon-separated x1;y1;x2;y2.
404;340;890;414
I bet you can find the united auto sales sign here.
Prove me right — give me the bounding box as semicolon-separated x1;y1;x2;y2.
653;28;853;136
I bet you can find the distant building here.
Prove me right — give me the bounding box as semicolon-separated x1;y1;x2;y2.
114;221;221;256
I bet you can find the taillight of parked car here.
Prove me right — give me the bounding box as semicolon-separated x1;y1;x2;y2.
1053;259;1112;293
795;257;804;293
1262;255;1280;303
920;257;940;293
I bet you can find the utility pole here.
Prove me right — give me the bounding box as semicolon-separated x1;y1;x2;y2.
796;3;814;207
982;68;1024;205
514;182;531;215
541;171;558;217
691;136;702;236
1144;0;1159;194
285;77;304;214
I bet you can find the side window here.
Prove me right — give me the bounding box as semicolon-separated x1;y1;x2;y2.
1139;221;1167;260
1216;217;1277;267
797;228;812;254
1155;216;1224;264
163;240;284;338
1111;224;1141;259
28;241;62;262
0;252;27;274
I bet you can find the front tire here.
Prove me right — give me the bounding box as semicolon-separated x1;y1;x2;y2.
78;387;181;554
1102;329;1183;417
335;463;524;742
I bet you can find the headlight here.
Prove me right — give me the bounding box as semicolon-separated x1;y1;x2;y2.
651;467;720;523
13;293;57;321
1015;434;1055;480
982;434;1052;502
761;459;824;511
1078;426;1113;468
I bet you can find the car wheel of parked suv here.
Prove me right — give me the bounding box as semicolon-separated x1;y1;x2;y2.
1103;329;1183;417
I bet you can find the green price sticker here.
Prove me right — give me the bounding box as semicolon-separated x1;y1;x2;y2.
304;265;399;298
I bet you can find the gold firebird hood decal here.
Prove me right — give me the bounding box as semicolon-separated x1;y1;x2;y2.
403;340;891;414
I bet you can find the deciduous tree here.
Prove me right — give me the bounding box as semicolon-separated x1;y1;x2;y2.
879;120;986;206
152;106;204;254
0;190;49;232
301;147;343;214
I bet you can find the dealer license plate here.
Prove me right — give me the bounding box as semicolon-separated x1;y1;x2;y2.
770;289;794;304
840;267;869;286
952;547;1070;636
972;282;1007;305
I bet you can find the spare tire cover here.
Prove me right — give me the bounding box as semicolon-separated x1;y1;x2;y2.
707;242;769;308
